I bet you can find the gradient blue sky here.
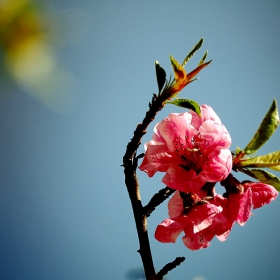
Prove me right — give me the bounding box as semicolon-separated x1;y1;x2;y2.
1;1;280;279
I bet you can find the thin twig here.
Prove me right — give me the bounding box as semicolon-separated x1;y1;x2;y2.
157;257;186;279
123;94;163;166
143;187;175;217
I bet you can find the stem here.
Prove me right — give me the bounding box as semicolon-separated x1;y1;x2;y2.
124;163;158;280
143;187;175;217
123;94;164;280
157;257;186;278
123;94;164;162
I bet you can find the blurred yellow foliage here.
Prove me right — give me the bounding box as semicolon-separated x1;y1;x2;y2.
0;0;77;112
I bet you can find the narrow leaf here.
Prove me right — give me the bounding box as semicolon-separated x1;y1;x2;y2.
244;99;280;154
167;99;201;116
182;38;204;67
239;150;280;170
187;60;212;82
170;55;186;81
240;168;280;191
155;61;166;93
198;51;208;66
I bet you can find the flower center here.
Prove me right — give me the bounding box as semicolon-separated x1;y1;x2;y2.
173;134;210;174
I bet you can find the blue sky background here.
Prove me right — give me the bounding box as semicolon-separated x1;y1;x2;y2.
1;1;280;279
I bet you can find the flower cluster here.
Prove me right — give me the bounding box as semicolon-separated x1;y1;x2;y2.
139;105;278;250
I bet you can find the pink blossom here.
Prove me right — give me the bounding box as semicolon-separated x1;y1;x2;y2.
182;223;216;250
242;181;278;209
225;188;253;226
139;105;232;193
155;191;222;250
206;194;234;241
155;189;256;250
180;194;234;250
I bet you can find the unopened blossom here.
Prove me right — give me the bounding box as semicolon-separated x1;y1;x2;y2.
139;105;232;194
155;191;222;249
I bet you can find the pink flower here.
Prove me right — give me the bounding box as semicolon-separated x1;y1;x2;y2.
225;188;253;226
242;181;278;209
139;105;232;193
155;191;222;250
154;188;257;250
221;175;278;221
179;194;234;250
205;194;234;241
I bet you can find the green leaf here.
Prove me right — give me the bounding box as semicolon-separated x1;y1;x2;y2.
244;99;280;154
239;150;280;170
270;165;280;171
166;99;201;116
182;38;204;67
155;60;166;93
169;55;186;81
198;51;208;67
240;168;280;191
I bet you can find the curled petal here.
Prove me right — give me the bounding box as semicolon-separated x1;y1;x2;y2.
168;191;184;218
155;217;187;243
243;182;278;209
139;144;180;177
187;203;222;233
182;224;215;250
227;188;253;226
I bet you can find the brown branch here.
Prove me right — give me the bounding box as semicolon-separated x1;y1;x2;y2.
124;163;157;280
123;94;164;280
157;257;186;279
143;187;175;217
123;94;164;166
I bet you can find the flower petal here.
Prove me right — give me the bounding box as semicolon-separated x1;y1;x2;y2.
190;104;222;130
188;203;222;233
157;113;193;152
139;143;180;177
182;223;215;250
199;121;231;148
201;149;232;182
155;217;187;243
168;191;184;218
227;188;253;226
162;166;204;193
243;182;278;209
